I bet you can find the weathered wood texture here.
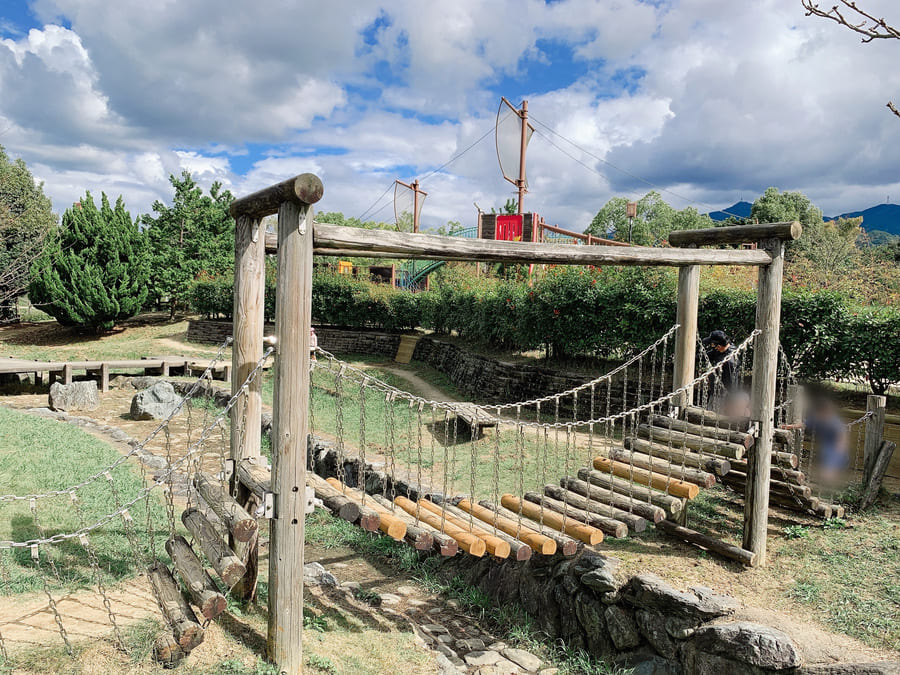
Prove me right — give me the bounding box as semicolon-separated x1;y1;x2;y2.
501;494;604;545
649;414;754;449
560;475;666;523
153;631;186;666
655;519;757;567
439;500;531;560
592;456;700;499
148;562;205;652
542;483;648;533
231;173;324;219
860;441;897;510
524;491;627;538
673;264;699;407
456;498;557;555
603;446;716;488
668;221;801;247
477;499;579;556
394;496;486;556
181;508;246;588
368;494;435;551
194;473;258;543
236;459;271;501
324;478;405;540
296;223;774;266
637;424;745;460
417;499;511;558
863;395;887;484
165;535;227;621
743;239;785;566
623;437;731;476
576;468;683;515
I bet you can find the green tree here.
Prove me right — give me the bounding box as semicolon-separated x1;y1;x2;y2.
586;191;711;245
0;145;57;321
142;172;235;317
30;193;148;331
750;187;824;229
795;216;862;274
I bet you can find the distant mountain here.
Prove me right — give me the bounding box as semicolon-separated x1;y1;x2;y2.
707;201;752;222
825;203;900;236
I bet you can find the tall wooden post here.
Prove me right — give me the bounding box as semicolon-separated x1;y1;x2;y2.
673;264;700;409
786;384;805;456
743;238;785;566
863;394;887;484
268;193;317;674
230;214;266;601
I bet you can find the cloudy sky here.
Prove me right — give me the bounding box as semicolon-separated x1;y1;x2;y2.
1;0;899;230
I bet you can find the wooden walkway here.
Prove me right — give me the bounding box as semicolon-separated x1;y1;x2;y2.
0;356;232;391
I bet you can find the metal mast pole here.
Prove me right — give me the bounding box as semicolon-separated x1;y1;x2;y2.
412;179;420;233
517;100;528;215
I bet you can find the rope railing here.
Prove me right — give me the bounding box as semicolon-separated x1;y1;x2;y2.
0;347;272;549
0;336;234;503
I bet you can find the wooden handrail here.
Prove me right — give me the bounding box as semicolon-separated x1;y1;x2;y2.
539;222;630;247
668;221;801;247
230;173;324;219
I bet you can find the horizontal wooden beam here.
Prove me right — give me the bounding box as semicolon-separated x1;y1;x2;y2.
540;222;630;247
230;173;324;219
668;221;801;247
263;223;773;266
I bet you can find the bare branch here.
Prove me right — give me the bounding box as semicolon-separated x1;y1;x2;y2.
888;101;900;118
801;1;900;42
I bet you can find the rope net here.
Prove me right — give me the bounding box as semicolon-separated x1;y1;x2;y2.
0;340;272;663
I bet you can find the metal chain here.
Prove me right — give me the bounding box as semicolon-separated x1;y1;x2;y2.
30;500;72;655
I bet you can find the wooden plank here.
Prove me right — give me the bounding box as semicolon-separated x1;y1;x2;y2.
456;498;556;555
524;491;628;538
165;535;227;621
576;468;683;515
668;221;801;247
231;173;324;219
623;437;731;476
542;484;647;532
655;519;757;567
394;496;486;556
673;264;699;407
592;456;701;499
147;562;205;652
297;223;775;267
743;238;785;566
500;494;603;545
561;475;666;523
477;499;578;556
181;508;246;588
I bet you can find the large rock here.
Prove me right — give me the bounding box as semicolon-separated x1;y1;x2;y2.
130;382;183;420
49;381;100;411
686;622;801;670
605;605;641;650
622;574;739;625
634;609;678;659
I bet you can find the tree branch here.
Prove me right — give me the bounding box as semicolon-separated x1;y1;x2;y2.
801;1;900;42
888;101;900;118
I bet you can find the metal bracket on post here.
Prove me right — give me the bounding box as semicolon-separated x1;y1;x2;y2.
254;492;276;520
220;459;235;482
669;406;681;420
748;421;760;438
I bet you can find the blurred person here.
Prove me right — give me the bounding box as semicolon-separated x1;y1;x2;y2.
782;396;849;485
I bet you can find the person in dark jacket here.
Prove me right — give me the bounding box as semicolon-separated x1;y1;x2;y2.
702;329;739;397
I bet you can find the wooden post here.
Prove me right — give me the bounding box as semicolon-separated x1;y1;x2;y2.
99;363;109;393
673;264;699;408
786;384;805;454
62;363;72;385
268;194;316;673
863;394;887;484
742;239;785;566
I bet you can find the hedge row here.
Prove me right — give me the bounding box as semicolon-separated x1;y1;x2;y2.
190;268;900;394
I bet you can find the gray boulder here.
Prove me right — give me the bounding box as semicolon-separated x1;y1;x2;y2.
622;574;739;624
605;605;642;650
686;622;801;670
49;381;100;412
130;382;182;420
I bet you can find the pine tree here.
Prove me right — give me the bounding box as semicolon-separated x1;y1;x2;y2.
30;192;149;331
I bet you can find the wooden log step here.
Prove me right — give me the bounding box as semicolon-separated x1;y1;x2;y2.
478;500;578;556
369;494;438;553
147;562;205;652
153;632;186;666
638;424;745;460
236;458;270;501
165;535;226;621
307;473;379;532
181;508;246;588
623;437;731;477
417;499;511;559
543;484;647;533
439;500;531;561
726;462;806;485
728;452;799;471
813;502;833;519
655;519;756;567
592;456;700;499
682;406;794;446
575;468;683;516
394;496;486;557
607;446;716;488
501;494;603;545
720;471;812;500
456;499;556;555
194;473;258;543
560;476;666;524
649;414;754;449
524;491;627;538
324;478;406;541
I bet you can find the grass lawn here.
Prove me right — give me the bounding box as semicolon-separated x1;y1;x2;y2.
0;406;169;593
